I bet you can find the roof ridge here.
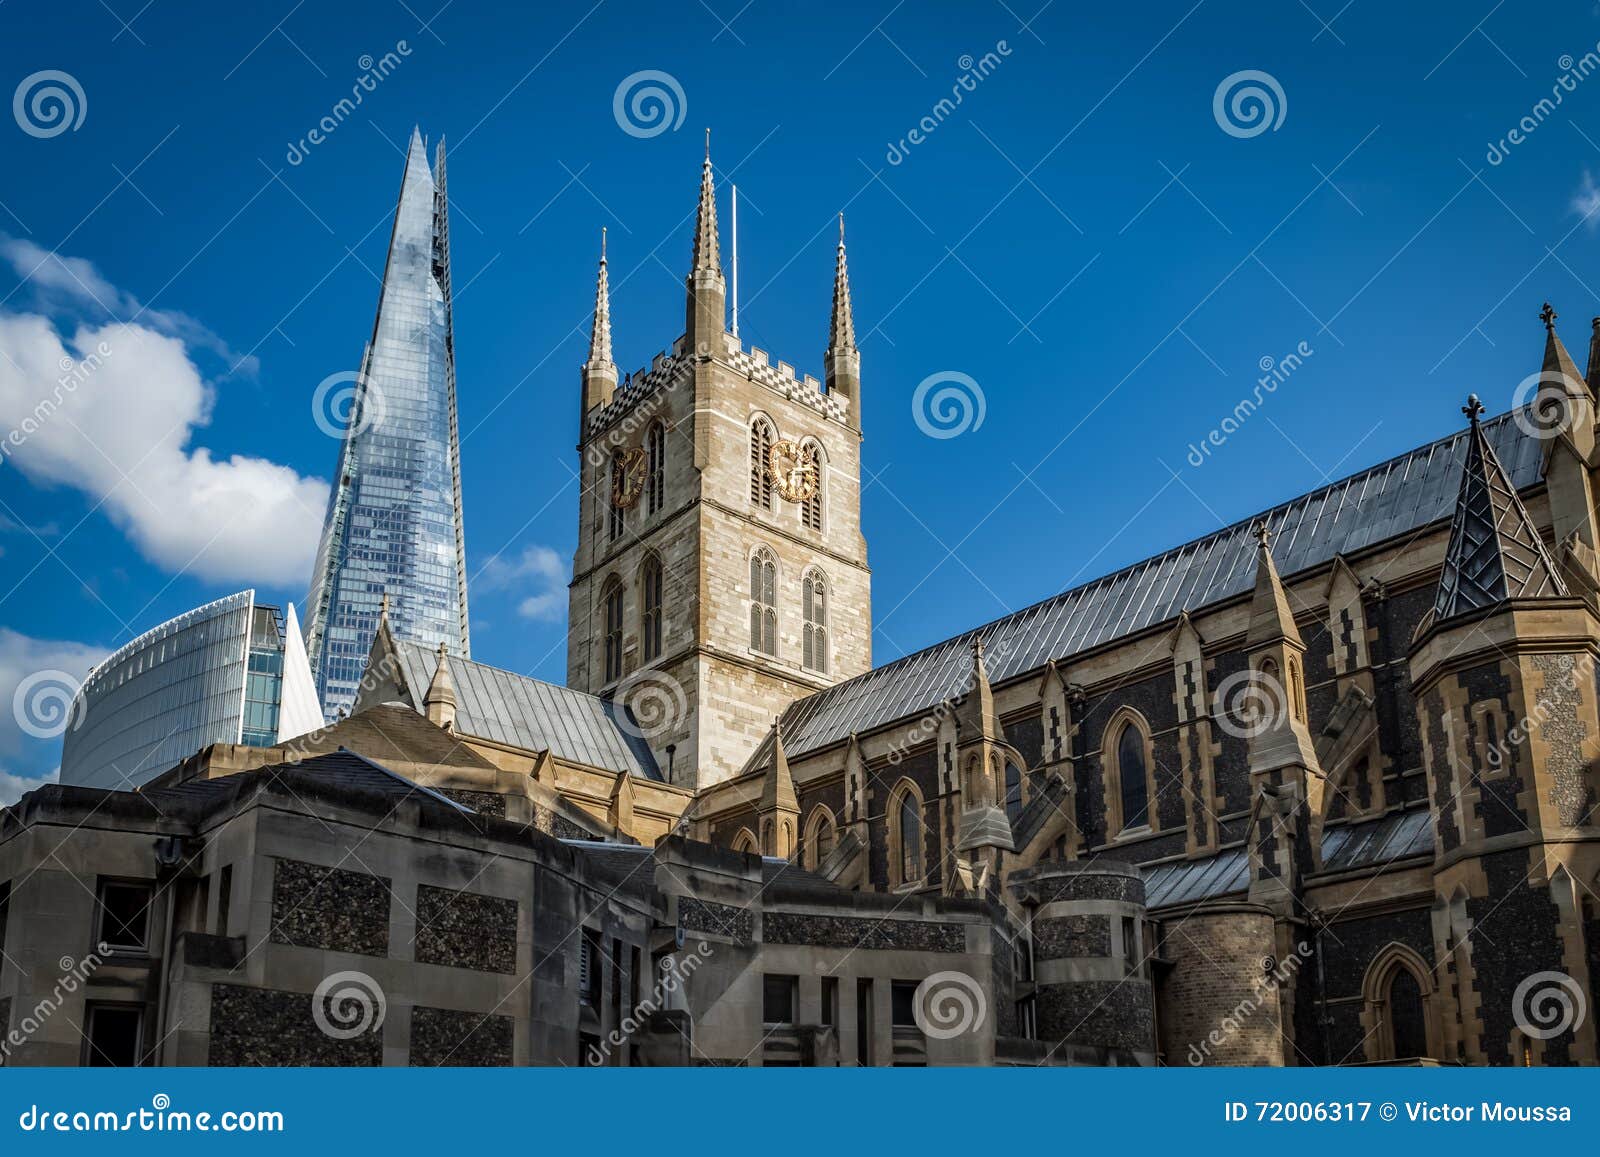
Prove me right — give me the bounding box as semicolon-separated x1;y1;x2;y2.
783;408;1531;720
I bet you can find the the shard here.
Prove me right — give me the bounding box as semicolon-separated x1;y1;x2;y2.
304;127;470;718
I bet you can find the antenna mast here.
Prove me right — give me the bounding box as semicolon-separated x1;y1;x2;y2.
731;182;740;339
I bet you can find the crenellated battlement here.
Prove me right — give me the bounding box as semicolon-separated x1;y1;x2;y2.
585;330;849;438
722;332;849;423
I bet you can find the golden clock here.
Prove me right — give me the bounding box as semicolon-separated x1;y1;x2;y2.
768;439;819;503
610;447;647;509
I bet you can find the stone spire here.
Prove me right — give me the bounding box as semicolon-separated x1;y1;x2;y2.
825;213;862;430
1540;302;1585;389
691;130;722;277
1245;522;1303;649
1434;395;1567;622
1585;316;1600;401
954;636;1015;863
956;636;1000;741
684;131;727;351
424;641;457;731
582;229;618;415
757;717;799;858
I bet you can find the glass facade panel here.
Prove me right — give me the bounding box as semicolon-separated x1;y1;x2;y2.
304;128;470;719
60;592;254;789
59;594;311;789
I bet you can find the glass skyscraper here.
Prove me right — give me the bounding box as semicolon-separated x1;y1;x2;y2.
304;127;471;718
59;592;324;790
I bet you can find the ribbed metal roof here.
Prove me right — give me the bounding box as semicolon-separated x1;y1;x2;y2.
394;642;662;779
1140;807;1436;911
1143;848;1251;909
1319;807;1433;872
781;412;1540;759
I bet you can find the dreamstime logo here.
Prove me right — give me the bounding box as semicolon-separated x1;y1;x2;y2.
612;668;688;740
311;370;384;440
1186;341;1313;467
1187;941;1311;1065
1212;667;1287;740
1511;370;1576;440
885;41;1013;165
911;371;986;440
2;944;106;1060
13;669;85;739
311;970;386;1040
913;971;987;1039
13;70;87;139
285;41;412;165
1212;70;1286;139
1513;970;1587;1040
2;339;113;468
613;70;687;139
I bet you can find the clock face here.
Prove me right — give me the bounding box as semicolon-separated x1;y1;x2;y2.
768;439;819;503
610;447;647;509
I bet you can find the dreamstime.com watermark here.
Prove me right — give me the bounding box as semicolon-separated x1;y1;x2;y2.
1469;651;1596;777
1187;941;1311;1065
12;70;86;138
12;668;86;741
1513;970;1588;1041
1185;341;1313;467
16;1095;283;1134
885;43;1012;166
1;340;113;468
911;370;986;440
1;946;106;1062
585;941;713;1065
1213;70;1286;139
886;635;1017;765
913;970;988;1039
311;368;385;440
1486;49;1600;165
312;970;386;1040
285;42;412;165
613;70;687;139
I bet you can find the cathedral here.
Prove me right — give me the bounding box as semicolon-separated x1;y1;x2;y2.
4;144;1600;1067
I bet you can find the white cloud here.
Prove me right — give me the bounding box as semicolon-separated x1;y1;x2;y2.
0;767;59;807
0;311;329;585
0;628;105;801
1;235;260;375
479;544;568;622
1574;171;1600;227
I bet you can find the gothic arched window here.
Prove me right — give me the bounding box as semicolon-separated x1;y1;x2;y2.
891;783;925;886
1388;967;1427;1060
1116;720;1150;832
802;568;828;673
607;450;626;542
602;579;625;683
749;417;774;508
1004;761;1024;823
750;546;777;655
1361;943;1437;1062
805;806;837;871
640;555;663;662
646;421;666;515
801;439;823;531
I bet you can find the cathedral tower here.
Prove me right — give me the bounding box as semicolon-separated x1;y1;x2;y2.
567;139;871;789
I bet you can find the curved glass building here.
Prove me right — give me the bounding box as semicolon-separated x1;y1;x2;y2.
303;127;471;719
59;591;323;790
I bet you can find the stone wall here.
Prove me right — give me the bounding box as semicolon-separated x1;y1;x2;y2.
269;859;390;956
409;1005;514;1066
207;983;383;1066
414;885;518;974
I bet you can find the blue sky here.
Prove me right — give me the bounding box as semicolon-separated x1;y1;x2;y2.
3;0;1600;793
